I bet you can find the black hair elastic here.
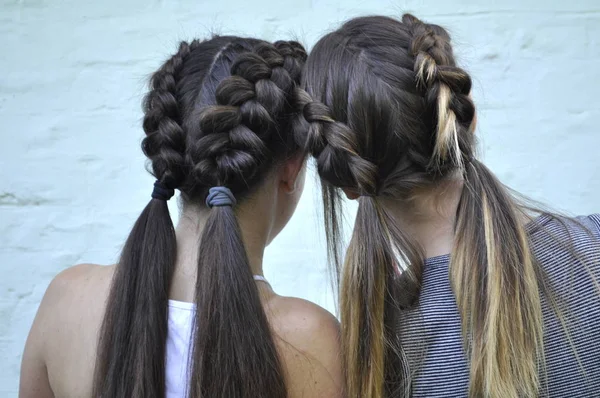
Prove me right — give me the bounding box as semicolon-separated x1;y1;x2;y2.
151;180;175;201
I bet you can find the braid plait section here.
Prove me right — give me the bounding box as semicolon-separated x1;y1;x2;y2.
186;40;307;194
274;40;307;82
402;14;476;173
142;40;202;189
296;88;379;196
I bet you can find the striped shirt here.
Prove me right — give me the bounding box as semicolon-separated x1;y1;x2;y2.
397;214;600;397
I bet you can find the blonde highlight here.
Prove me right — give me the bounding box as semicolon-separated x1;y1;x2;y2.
340;198;388;398
433;84;462;168
453;162;544;398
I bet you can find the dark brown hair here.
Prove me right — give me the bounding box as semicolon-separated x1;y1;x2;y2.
92;36;307;397
297;14;544;398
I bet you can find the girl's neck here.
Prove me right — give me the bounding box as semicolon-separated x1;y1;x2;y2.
169;202;271;302
381;178;463;259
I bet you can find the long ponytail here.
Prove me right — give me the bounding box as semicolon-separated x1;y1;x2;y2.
453;159;543;398
188;202;287;396
93;41;192;397
93;199;177;397
341;197;388;398
341;197;423;397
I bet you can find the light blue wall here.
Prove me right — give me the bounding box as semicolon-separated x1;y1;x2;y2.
1;0;599;395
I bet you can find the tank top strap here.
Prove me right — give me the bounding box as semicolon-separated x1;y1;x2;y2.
252;275;270;285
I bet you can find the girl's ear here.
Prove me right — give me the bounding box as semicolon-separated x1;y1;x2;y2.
280;153;305;194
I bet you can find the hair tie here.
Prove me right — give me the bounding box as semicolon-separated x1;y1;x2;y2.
206;186;236;208
151;180;175;201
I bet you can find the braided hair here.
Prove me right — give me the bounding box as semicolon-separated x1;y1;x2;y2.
93;36;307;398
298;14;543;398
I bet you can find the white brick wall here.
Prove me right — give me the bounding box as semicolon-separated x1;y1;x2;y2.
1;0;599;395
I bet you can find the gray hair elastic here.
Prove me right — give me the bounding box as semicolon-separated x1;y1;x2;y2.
206;186;236;208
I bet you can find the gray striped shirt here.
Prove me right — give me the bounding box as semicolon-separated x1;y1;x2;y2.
398;214;600;397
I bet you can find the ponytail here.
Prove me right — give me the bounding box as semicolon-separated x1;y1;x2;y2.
341;197;387;398
93;197;177;397
189;198;287;397
452;159;543;398
341;197;422;397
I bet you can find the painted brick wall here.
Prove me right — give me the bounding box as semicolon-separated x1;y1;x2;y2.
1;0;598;395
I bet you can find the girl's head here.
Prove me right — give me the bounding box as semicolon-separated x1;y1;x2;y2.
300;14;543;398
95;36;308;398
301;14;475;198
144;36;307;233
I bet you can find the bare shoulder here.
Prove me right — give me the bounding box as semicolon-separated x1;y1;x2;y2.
37;263;114;341
48;262;113;295
268;296;339;343
40;263;114;314
20;263;114;398
267;296;344;398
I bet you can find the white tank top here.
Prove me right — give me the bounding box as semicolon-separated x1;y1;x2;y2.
165;275;270;398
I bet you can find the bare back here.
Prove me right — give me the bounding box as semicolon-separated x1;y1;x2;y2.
20;264;342;398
